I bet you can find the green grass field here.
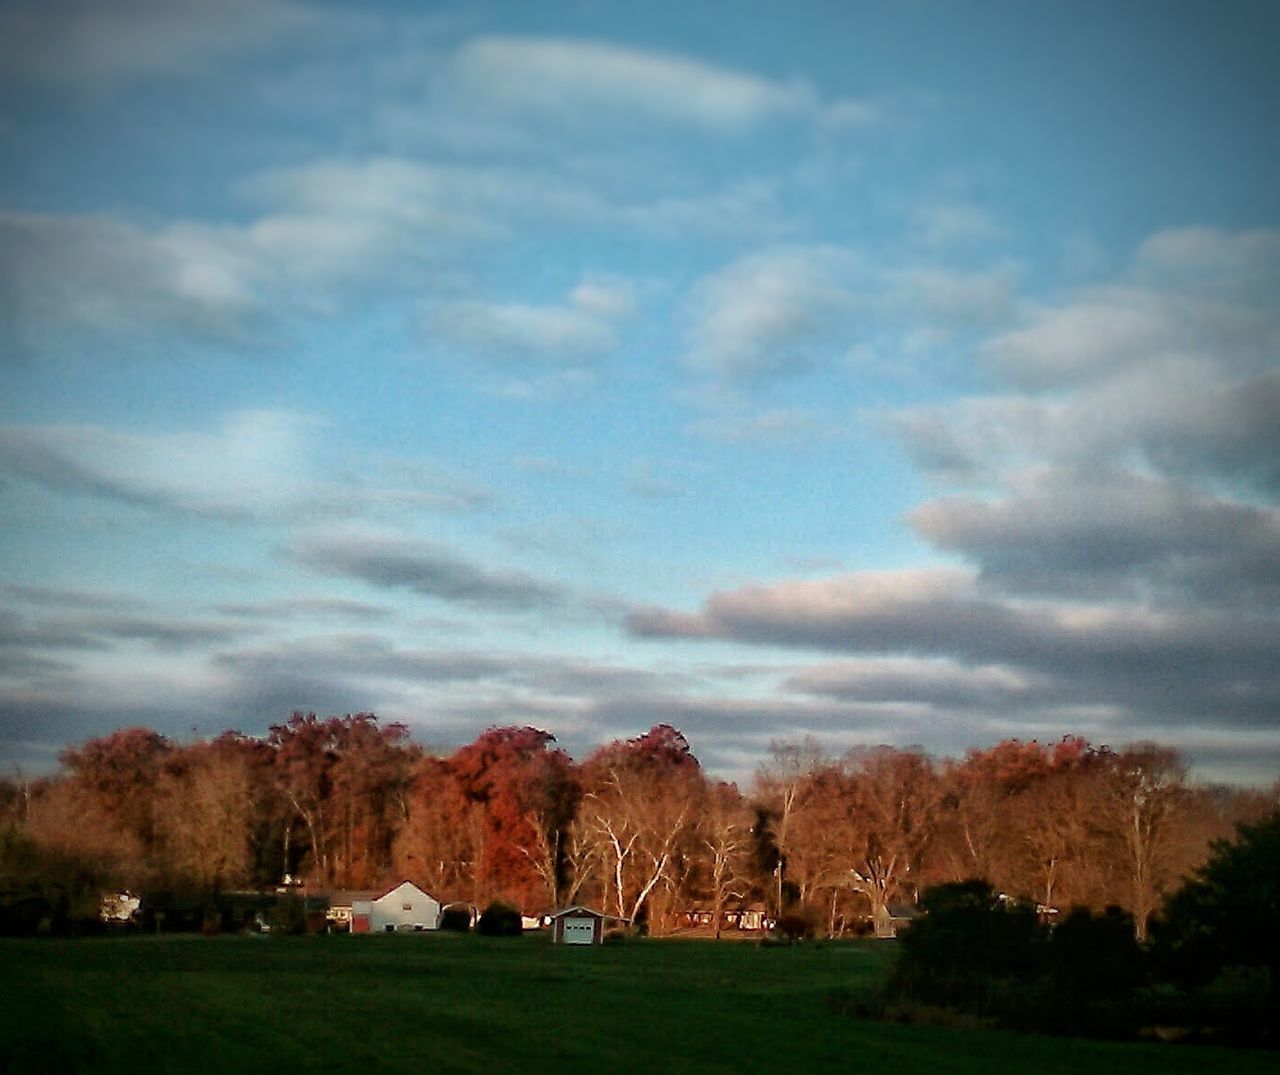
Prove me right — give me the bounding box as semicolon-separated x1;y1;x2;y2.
1;932;1270;1074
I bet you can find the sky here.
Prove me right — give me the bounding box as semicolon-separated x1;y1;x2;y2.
2;0;1278;785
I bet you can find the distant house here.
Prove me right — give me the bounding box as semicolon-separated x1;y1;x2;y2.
677;905;771;934
549;905;626;945
722;905;770;932
99;890;141;925
345;881;442;933
326;890;376;931
874;902;921;939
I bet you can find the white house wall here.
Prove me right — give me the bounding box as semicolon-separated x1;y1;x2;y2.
369;882;441;931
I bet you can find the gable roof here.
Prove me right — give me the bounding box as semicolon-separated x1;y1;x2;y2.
371;879;440;903
549;904;629;922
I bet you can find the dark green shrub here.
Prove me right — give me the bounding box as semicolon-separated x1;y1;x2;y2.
892;881;1042;1010
477;900;522;937
266;894;307;936
1153;810;1280;989
1049;906;1143;997
439;906;472;931
774;911;814;943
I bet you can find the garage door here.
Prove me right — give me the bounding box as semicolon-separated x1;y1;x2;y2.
563;918;595;945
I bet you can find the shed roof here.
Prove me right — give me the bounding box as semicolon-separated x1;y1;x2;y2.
549;904;629;922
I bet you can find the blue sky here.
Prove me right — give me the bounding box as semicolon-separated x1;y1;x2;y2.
2;0;1278;784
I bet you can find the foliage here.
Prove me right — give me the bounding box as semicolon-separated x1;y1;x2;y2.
889;882;1151;1037
476;900;522;936
1153;809;1280;987
438;905;473;931
5;724;1269;945
265;894;308;936
773;911;815;943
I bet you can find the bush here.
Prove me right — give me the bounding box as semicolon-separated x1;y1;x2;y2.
476;901;522;937
1049;906;1143;998
439;906;472;931
1152;810;1280;989
266;894;307;936
773;910;816;943
892;881;1042;1008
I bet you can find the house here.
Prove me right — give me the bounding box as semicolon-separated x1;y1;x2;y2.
874;901;921;939
722;905;770;932
549;905;627;945
347;881;442;933
677;905;772;934
326;890;376;931
99;890;141;925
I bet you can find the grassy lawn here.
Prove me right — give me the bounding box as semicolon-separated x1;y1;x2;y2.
1;932;1271;1074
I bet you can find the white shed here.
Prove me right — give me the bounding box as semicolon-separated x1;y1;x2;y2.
549;905;626;945
352;881;441;933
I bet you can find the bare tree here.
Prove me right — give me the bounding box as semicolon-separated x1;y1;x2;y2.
580;763;698;928
842;747;941;928
700;782;754;939
754;738;827;916
1091;743;1191;940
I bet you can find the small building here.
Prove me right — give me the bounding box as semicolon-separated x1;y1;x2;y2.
549;905;626;945
350;881;441;933
326;890;375;931
99;890;141;925
874;901;921;939
723;905;770;932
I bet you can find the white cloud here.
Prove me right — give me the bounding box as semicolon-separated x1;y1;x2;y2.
684;245;861;382
447;36;821;133
0;410;320;520
895;228;1280;492
0;410;493;523
431;278;635;367
0;212;261;344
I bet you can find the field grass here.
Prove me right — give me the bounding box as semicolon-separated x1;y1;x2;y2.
1;931;1271;1074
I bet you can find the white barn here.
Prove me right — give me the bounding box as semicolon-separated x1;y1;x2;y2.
352;881;441;933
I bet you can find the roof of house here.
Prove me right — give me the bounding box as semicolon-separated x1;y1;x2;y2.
549;904;629;923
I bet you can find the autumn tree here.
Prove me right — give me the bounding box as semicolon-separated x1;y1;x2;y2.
1008;742;1100;909
267;712;415;887
698;781;754;939
152;736;262;890
784;762;855;926
842;747;941;927
579;725;703;931
59;727;172;862
753;738;828;917
448;726;578;909
938;739;1055;890
1090;743;1193;940
392;755;481;900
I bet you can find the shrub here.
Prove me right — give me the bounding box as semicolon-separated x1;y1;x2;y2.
773;912;815;943
439;906;472;931
1048;906;1143;998
1152;810;1280;989
266;894;307;936
892;881;1042;1008
476;901;522;937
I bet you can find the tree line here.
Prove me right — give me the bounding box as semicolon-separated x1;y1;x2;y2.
2;714;1276;939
